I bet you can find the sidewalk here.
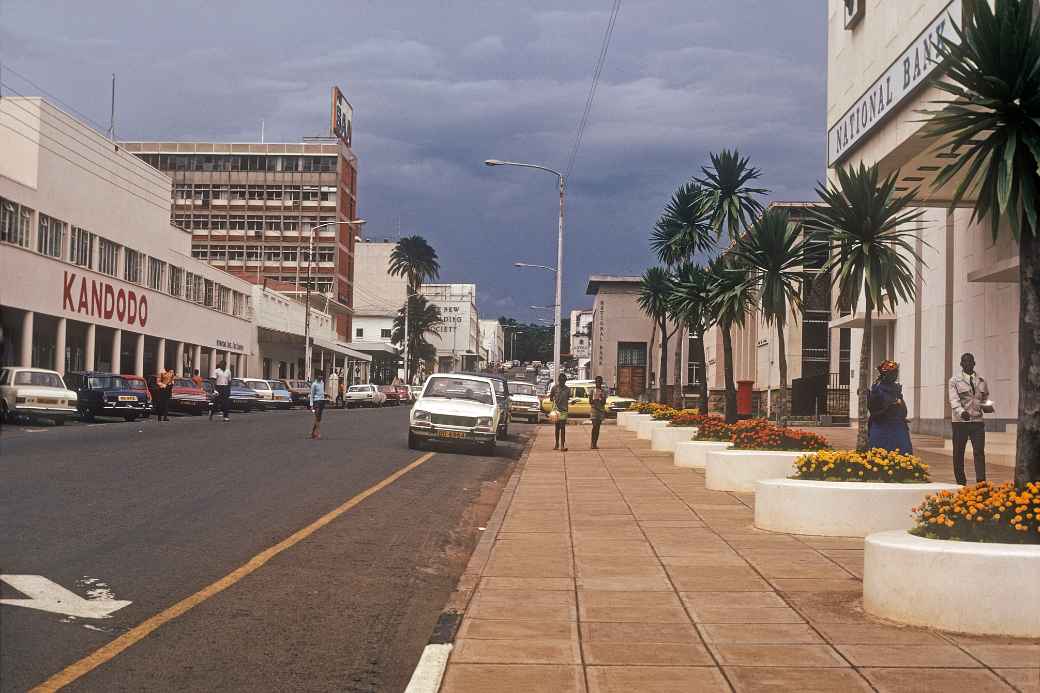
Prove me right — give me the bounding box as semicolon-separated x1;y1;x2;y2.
437;422;1036;693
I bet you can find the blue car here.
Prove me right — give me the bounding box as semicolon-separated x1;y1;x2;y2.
65;371;150;422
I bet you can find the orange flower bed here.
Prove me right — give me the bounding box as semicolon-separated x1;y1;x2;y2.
911;481;1040;544
668;411;705;427
731;420;830;452
692;415;733;441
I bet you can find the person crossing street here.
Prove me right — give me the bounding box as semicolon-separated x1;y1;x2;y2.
310;372;326;440
211;360;231;422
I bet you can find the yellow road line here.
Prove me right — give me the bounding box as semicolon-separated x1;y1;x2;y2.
31;451;437;692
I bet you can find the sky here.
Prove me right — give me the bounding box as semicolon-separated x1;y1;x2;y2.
0;1;827;322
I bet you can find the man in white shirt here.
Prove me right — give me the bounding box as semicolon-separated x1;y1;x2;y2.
212;361;231;421
948;352;989;485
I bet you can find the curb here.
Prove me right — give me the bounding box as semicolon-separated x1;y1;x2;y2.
402;430;535;693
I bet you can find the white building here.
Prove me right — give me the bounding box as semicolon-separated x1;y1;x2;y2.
0;97;255;377
570;308;594;378
825;0;1020;437
351;240;406;345
421;283;481;372
479;319;504;367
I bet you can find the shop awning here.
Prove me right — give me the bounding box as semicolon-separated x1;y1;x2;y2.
312;337;372;362
828;312;897;329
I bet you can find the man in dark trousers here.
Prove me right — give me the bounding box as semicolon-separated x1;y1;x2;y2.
549;374;570;452
590;376;607;450
948;352;990;485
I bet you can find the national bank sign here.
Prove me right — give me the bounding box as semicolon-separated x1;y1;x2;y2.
827;0;961;166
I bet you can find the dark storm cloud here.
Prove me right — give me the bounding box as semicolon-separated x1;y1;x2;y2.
0;1;826;320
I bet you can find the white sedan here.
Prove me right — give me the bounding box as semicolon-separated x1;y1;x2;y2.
344;384;387;408
408;374;503;454
0;367;78;425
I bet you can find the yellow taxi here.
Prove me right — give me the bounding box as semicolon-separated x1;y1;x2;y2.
540;379;634;418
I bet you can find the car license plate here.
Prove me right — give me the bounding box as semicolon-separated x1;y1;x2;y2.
437;430;465;439
118;395;137;402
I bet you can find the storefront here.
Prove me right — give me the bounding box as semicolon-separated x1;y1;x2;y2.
0;97;255;377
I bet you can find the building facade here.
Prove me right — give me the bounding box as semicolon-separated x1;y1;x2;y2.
1;98;255;378
826;0;1020;436
421;283;481;372
123;105;359;340
351;240;407;345
479;319;504;367
586;276;688;399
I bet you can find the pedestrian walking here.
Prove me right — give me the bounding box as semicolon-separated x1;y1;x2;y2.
549;374;570;452
589;375;607;450
310;372;326;439
948;352;991;485
212;360;231;422
866;360;912;453
155;367;174;421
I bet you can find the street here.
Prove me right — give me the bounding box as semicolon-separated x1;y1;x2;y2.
1;406;527;692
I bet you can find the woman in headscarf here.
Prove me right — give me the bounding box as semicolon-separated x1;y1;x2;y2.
867;360;912;453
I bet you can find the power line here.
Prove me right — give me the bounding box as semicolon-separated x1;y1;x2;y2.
565;0;621;178
0;63;113;136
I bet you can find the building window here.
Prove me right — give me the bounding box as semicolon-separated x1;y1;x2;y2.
380;328;392;340
69;226;94;268
191;244;209;260
0;196;32;248
169;266;183;297
97;238;120;276
356;327;364;338
148;257;166;290
217;286;231;313
232;292;246;317
204;279;215;307
185;272;199;302
37;214;65;258
124;248;143;283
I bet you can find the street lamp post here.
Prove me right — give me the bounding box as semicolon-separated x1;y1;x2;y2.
485;159;565;385
302;219;365;381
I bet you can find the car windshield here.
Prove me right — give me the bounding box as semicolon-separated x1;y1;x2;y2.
13;371;65;388
348;385;369;392
246;381;270;390
88;375;128;389
510;383;536;396
125;379;148;391
231;379;247;387
423;377;494;405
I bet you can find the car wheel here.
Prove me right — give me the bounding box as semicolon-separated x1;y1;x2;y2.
80;409;95;422
408;431;420;450
53;416;65;426
0;401;8;424
483;440;497;456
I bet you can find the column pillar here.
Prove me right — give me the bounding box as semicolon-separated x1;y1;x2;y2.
175;342;185;376
54;317;67;374
111;328;122;373
134;333;145;376
156;338;166;375
85;323;96;371
193;344;202;375
19;310;34;367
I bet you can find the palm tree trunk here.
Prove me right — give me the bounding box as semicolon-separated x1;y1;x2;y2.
857;303;874;452
722;323;737;424
673;326;684;408
1016;230;1040;486
659;321;670;404
693;328;709;412
776;324;787;426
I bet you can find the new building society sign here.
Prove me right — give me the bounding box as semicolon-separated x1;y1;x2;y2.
828;0;961;166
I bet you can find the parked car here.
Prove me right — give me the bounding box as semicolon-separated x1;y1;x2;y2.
266;380;294;409
65;371;149;422
379;384;403;406
506;380;542;423
0;367;78;425
241;378;275;410
169;378;210;415
201;378;260;412
345;384;386;408
284;379;311;407
394;384;412;403
409;385;424;400
408;373;503;454
121;375;153;418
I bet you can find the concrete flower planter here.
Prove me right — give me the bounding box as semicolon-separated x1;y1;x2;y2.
704;450;804;493
754;479;959;537
616;411;637;429
674;440;732;469
650;426;698;452
623;413;652;432
637;419;670;440
864;530;1040;637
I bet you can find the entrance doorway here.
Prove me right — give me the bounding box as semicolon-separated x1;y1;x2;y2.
616;342;647;398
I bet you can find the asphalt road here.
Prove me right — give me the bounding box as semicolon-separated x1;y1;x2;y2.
1;403;528;692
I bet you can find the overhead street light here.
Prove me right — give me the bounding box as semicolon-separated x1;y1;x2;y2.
514;262;557;272
485;159;566;384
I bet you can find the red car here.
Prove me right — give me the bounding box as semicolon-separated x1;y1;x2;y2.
394;385;411;403
379;385;402;406
121;375;153;418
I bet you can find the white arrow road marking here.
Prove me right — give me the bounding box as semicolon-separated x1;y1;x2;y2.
0;575;131;619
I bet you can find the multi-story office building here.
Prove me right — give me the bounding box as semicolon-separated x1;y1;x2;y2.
123;95;360;340
351;240;406;344
479;319;504;367
421;284;481;372
1;98;255;376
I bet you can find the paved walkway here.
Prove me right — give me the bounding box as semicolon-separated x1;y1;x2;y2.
438;423;1036;692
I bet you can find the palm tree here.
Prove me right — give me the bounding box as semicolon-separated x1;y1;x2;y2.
925;0;1040;485
392;294;442;379
802;163;925;451
695;149;769;240
729;209;808;423
637;267;676;403
706;255;756;423
670;263;714;410
650;181;716;265
388;235;440;382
